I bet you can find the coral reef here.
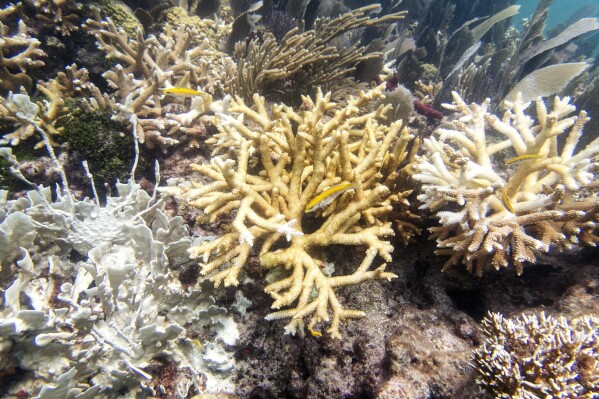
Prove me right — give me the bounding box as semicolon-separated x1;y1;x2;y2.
84;17;230;149
23;0;81;36
160;84;416;338
1;0;599;396
0;3;46;92
414;92;599;275
226;5;406;103
473;312;599;398
0;176;241;397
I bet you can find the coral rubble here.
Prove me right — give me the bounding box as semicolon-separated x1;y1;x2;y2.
161;84;416;338
414;92;599;275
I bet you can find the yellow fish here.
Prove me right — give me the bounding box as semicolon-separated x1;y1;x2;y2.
305;183;358;213
505;154;545;165
192;339;202;350
502;190;515;213
163;87;204;97
308;325;322;337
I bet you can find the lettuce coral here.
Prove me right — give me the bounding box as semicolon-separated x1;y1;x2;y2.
161;84;416;338
413;92;599;275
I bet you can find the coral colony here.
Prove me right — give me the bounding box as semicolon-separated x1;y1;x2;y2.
0;0;598;397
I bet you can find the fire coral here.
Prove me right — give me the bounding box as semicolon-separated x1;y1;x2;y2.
161;85;415;338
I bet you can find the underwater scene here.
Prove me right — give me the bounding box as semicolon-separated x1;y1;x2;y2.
0;0;598;397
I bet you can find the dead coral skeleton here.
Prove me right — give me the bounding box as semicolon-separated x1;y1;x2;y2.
473;312;599;399
161;84;415;338
413;91;599;276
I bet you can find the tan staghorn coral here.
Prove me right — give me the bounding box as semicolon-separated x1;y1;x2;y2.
0;4;46;92
0;64;103;148
473;312;599;399
413;92;599;276
160;84;415;338
23;0;81;36
85;17;230;149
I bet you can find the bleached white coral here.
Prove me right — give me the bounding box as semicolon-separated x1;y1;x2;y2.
0;180;241;397
413;92;599;275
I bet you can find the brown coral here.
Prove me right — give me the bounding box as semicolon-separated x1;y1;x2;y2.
473;312;599;399
0;4;46;92
84;17;231;149
413;92;599;275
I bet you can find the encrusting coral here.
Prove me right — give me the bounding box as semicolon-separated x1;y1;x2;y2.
413;92;599;276
93;0;143;37
160;84;417;338
473;312;599;399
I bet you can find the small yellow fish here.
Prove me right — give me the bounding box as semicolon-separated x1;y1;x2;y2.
502;190;515;213
192;339;202;350
305;183;358;213
308;325;322;337
505;154;545;165
163;87;204;97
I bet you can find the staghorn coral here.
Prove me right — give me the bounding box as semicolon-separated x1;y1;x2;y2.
84;17;231;149
473;312;599;399
160;84;416;338
0;88;66;149
23;0;81;36
413;92;599;276
0;3;46;92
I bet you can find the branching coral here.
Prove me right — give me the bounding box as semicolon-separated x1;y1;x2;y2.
84;17;230;149
226;4;406;103
413;92;599;275
23;0;81;36
160;84;415;338
473;312;599;399
0;3;46;92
